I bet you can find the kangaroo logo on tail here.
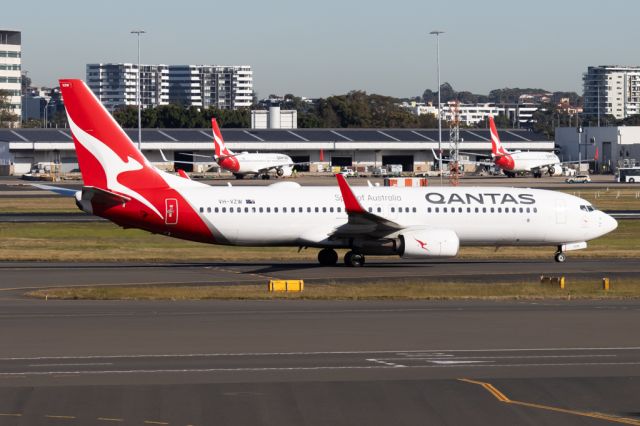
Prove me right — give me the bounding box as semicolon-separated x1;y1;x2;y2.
489;116;508;157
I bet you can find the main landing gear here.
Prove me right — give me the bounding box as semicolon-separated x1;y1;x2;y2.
317;249;366;266
344;251;365;267
318;248;338;266
554;246;567;263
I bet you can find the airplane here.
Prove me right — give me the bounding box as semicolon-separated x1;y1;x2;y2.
437;116;596;178
51;79;617;267
207;118;297;179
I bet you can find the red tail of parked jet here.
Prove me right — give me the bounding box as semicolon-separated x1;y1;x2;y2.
489;116;509;157
59;79;213;242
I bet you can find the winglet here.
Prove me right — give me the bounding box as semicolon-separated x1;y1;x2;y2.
177;169;191;180
336;173;366;214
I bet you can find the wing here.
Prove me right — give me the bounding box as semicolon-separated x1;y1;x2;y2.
330;173;403;238
255;161;309;174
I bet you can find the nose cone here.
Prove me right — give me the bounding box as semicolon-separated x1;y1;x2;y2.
603;213;618;234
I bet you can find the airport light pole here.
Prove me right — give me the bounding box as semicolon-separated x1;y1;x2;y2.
430;30;444;185
131;30;145;151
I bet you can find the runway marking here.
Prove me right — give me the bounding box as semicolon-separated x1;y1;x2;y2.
3;361;640;377
97;418;124;422
0;413;22;417
366;358;406;368
459;378;640;425
382;354;619;361
1;346;639;361
45;414;76;419
144;421;169;425
29;363;113;367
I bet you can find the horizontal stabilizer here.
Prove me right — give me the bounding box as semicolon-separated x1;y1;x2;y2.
81;186;131;206
30;183;78;197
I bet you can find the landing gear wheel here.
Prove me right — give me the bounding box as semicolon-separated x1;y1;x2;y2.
261;174;271;180
554;252;566;263
318;248;338;266
276;168;284;177
344;251;365;267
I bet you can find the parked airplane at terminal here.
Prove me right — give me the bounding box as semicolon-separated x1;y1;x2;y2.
210;118;296;179
482;116;596;178
55;79;617;266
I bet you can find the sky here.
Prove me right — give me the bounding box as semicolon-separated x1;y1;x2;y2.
4;0;639;99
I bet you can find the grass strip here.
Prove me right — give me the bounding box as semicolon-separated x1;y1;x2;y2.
27;278;640;301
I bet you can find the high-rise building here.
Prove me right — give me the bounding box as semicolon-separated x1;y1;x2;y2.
86;63;168;111
87;63;252;111
583;66;640;120
0;30;22;127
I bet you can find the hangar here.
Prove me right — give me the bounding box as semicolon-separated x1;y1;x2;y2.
0;127;552;176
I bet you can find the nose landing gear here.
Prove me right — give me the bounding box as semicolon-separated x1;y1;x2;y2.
554;246;566;263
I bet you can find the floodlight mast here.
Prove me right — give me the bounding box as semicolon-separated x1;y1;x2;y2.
430;30;444;185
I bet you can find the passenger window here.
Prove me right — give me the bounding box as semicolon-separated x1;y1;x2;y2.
435;207;439;213
519;207;523;213
259;207;263;213
428;207;432;213
368;207;372;213
315;207;319;213
230;207;234;213
252;207;256;213
245;207;249;213
512;207;517;213
338;207;342;213
443;207;447;213
490;207;494;213
498;207;502;213
330;207;334;213
299;207;303;213
222;207;226;213
482;207;486;213
283;207;287;213
307;207;311;213
467;207;471;213
526;207;530;213
267;207;271;213
200;207;204;213
207;207;211;213
413;207;417;213
475;207;479;213
215;207;219;213
458;207;463;213
534;207;538;213
391;207;395;213
377;207;382;213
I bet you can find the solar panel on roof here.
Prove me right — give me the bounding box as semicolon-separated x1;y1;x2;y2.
123;130;174;142
161;130;211;142
337;130;394;142
14;130;72;142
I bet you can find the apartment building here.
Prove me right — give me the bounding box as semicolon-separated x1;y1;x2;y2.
87;63;252;111
407;102;539;126
0;30;22;127
583;65;640;120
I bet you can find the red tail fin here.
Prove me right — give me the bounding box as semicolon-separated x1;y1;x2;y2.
489;116;508;157
212;118;232;158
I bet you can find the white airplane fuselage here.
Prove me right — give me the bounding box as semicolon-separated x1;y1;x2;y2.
229;152;294;177
79;179;615;253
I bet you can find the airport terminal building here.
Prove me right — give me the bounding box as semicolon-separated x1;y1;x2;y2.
0;127;551;176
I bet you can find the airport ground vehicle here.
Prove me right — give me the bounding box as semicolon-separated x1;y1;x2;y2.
566;175;591;184
340;168;357;177
617;167;640;183
51;79;618;266
372;167;388;177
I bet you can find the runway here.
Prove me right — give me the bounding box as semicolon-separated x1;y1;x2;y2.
1;258;639;293
1;299;640;425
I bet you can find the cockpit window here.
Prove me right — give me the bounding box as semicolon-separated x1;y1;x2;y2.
580;205;595;212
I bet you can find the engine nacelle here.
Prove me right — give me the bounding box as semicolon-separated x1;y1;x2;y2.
399;229;459;258
548;165;563;176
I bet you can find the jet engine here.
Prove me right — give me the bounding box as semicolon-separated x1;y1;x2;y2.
548;165;563;176
399;229;459;258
